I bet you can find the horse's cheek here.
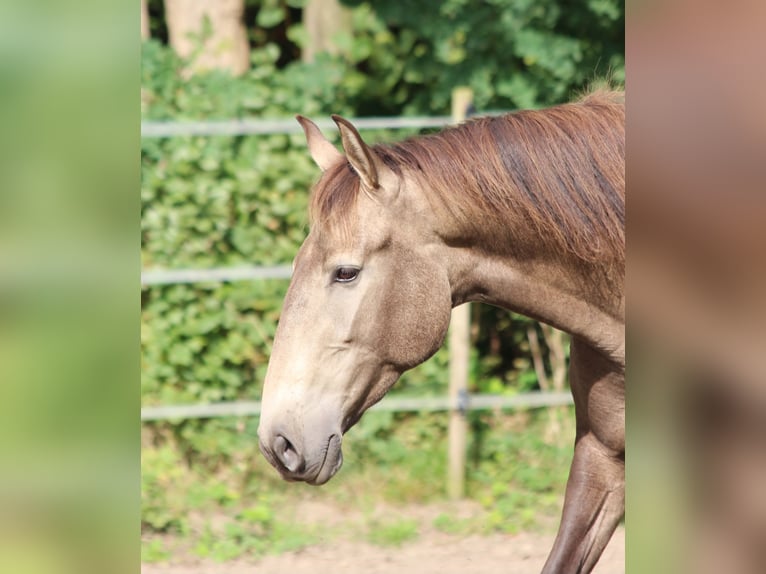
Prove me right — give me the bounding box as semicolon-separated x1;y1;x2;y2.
382;270;451;370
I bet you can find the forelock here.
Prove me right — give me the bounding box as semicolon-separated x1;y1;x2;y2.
308;161;361;243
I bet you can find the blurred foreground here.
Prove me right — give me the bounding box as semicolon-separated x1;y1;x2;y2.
628;1;766;573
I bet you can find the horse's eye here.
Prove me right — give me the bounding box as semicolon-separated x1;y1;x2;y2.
334;266;359;283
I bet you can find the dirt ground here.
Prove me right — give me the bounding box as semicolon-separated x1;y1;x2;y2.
143;501;624;574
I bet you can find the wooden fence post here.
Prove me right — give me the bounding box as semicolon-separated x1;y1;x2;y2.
447;87;473;500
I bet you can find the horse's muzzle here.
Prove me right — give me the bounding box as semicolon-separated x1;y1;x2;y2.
259;431;343;485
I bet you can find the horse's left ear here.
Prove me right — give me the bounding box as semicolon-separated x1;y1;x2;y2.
332;115;379;190
296;115;344;171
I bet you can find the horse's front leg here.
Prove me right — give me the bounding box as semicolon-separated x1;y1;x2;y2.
541;337;625;574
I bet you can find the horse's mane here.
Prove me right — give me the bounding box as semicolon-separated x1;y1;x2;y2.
310;89;625;271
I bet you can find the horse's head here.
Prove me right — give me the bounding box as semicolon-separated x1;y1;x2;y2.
257;116;453;484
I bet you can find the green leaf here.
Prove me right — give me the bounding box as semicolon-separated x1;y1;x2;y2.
257;6;284;28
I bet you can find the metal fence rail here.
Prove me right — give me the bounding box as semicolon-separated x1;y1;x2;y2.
141;265;293;286
140;391;573;421
141;115;455;139
141;111;512;139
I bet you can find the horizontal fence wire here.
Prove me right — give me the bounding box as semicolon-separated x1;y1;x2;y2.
141;111;511;139
140;392;573;421
141;116;455;138
141;265;292;286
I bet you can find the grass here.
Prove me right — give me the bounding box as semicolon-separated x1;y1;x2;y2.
433;513;481;535
367;518;420;546
191;519;321;562
141;539;171;563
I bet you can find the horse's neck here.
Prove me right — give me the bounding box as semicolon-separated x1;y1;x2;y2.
399;156;624;365
441;244;625;367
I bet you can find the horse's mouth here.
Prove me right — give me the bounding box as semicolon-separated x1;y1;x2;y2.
307;434;343;486
258;429;344;485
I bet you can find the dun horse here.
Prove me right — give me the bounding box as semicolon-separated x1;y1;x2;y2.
258;90;625;573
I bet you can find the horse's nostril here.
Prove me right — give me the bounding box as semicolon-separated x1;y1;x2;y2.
273;434;303;473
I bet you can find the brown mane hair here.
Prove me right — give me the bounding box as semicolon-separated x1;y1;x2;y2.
310;89;624;271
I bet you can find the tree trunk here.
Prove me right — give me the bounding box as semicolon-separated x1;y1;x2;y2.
141;0;150;40
165;0;250;76
302;0;352;63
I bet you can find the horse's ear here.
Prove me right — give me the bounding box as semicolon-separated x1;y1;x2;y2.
296;115;343;171
331;115;379;189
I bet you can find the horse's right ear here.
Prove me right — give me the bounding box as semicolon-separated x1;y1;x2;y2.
332;114;380;190
296;115;343;171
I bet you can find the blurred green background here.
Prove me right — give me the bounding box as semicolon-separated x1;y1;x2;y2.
140;0;624;565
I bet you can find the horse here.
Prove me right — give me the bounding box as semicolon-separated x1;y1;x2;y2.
258;89;625;573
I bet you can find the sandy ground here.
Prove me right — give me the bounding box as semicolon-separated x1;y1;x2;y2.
143;501;624;574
